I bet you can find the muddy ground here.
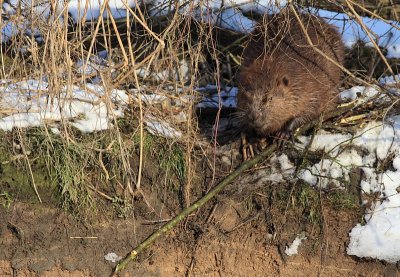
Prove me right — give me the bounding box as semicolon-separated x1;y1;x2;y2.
0;114;397;277
0;194;393;277
0;165;396;277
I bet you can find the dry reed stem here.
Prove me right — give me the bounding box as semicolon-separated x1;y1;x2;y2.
17;130;42;203
83;0;109;72
106;6;129;66
344;0;397;81
347;0;400;31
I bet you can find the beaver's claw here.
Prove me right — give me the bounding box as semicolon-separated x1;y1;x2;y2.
274;119;298;148
241;132;255;160
241;133;268;160
274;130;294;148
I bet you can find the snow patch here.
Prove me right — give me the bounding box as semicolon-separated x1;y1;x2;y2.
144;116;183;139
294;112;400;263
340;86;380;102
285;234;307;256
104;252;122;263
197;86;238;109
0;80;129;133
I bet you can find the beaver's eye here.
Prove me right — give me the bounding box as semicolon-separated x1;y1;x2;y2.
282;76;289;86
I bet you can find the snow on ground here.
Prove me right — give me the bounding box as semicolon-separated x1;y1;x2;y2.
144;115;183;139
223;81;400;262
196;85;238;109
294;88;400;263
285;233;307;256
0;0;273;41
0;80;129;133
339;86;381;103
0;80;187;138
104;252;123;263
317;9;400;52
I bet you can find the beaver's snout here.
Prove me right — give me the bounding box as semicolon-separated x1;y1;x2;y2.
248;108;264;122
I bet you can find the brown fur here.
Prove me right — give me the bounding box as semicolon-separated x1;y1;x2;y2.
237;9;345;137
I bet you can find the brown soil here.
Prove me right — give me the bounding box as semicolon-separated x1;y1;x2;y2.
0;184;395;277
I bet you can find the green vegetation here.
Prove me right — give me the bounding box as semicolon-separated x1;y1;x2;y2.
298;184;322;225
0;124;189;217
0;192;12;209
158;143;186;191
328;189;359;210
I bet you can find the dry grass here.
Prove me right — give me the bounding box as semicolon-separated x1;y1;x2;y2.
0;1;399;221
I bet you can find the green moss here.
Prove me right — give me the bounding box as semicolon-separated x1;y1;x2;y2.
0;158;55;205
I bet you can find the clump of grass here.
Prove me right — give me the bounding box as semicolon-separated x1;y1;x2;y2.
112;197;134;218
327;189;359;210
298;184;322;226
40;132;97;214
0;192;12;209
132;131;186;191
132;130;157;153
158;142;186;191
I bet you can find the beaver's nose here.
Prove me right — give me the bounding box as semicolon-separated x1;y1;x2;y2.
249;109;262;121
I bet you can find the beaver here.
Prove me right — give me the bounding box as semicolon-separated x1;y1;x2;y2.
237;8;344;150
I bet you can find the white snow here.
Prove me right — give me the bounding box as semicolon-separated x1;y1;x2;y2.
299;149;363;188
0;0;275;39
348;186;400;263
317;10;400;58
240;153;295;185
285;234;307;256
380;74;400;85
387;45;400;58
339;86;380;103
294;115;400;263
347;116;400;262
296;131;352;155
3;1;400;59
294;95;400;262
208;7;257;33
197;86;238;108
104;252;122;263
144;115;183;139
0;80;129;133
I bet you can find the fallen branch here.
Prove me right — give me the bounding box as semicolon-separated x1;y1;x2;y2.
113;103;355;274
